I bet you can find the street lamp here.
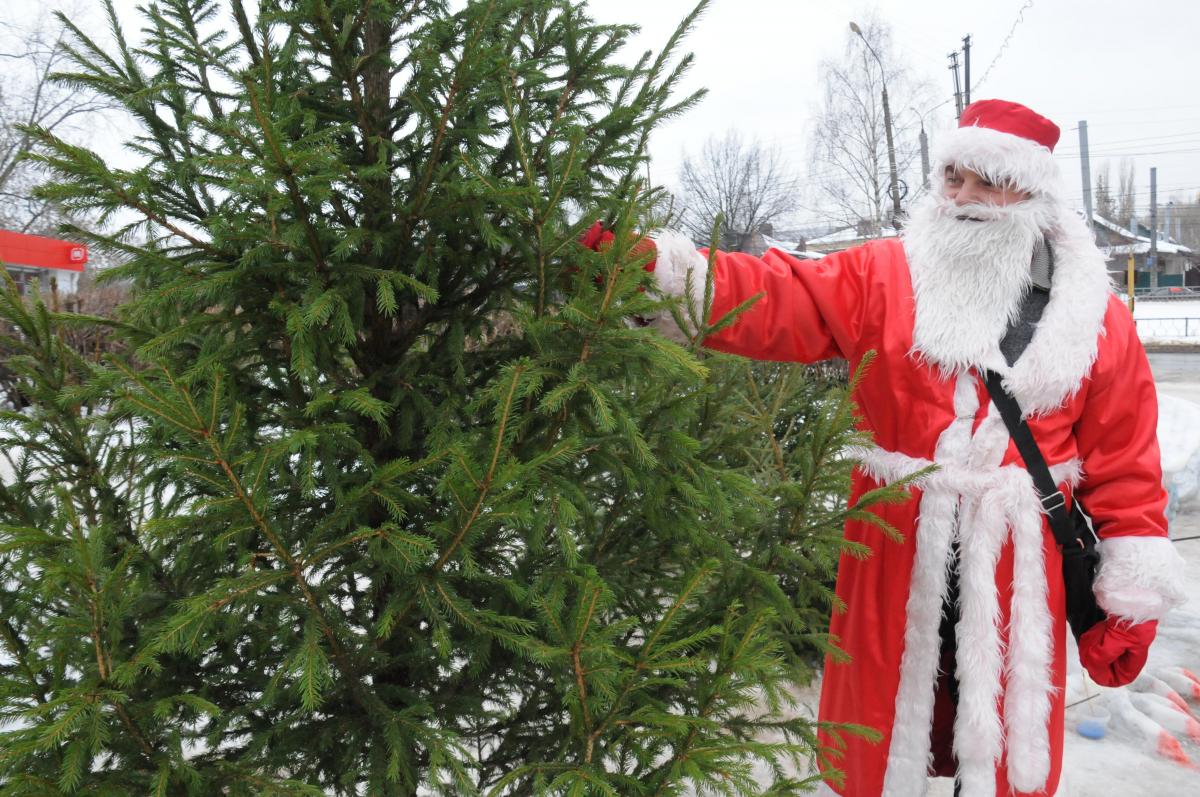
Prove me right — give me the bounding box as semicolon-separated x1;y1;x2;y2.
850;21;903;229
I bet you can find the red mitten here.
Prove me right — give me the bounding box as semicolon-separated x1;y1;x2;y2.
580;221;615;252
578;222;657;273
1078;616;1158;687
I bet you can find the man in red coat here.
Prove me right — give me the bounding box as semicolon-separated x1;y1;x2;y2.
641;100;1187;795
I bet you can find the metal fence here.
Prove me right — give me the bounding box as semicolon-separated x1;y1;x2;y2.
1136;317;1200;338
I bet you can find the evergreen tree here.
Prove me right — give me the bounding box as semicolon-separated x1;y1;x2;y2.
1;1;901;794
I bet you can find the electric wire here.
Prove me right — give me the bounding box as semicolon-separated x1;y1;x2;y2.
972;0;1036;92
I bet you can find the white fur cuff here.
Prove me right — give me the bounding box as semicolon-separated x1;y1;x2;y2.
1095;535;1187;623
648;230;709;344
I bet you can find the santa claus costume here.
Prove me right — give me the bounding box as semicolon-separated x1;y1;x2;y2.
649;100;1187;796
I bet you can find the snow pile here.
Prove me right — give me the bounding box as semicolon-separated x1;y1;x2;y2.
1158;394;1200;519
1135;298;1200;344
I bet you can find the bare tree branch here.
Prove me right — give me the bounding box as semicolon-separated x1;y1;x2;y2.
1117;158;1136;225
0;5;113;236
806;15;936;232
676;129;798;251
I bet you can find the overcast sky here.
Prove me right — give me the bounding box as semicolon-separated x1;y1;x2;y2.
13;0;1200;228
586;0;1200;226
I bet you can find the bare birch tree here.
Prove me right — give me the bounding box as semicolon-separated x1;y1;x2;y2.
1095;162;1115;220
806;16;936;231
0;7;111;235
676;129;798;251
1117;158;1137;226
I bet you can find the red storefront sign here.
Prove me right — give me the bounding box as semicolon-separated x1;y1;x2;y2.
0;229;88;272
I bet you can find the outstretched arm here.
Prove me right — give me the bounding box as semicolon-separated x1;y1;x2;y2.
650;231;876;363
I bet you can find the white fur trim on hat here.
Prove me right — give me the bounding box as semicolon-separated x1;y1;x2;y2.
647;229;708;344
933;124;1065;198
1094;535;1187;623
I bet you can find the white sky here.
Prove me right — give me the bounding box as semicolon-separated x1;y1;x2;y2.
586;0;1200;227
13;0;1200;227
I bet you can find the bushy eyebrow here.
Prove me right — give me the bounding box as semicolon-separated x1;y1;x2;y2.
944;165;1009;190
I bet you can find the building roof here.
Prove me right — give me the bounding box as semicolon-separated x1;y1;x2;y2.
803;224;901;254
807;225;900;246
1085;211;1193;257
761;233;824;259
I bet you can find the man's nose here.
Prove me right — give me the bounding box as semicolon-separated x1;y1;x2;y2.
953;183;981;206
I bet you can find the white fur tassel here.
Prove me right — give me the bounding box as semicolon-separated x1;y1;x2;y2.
1003;470;1055;791
882;374;980;796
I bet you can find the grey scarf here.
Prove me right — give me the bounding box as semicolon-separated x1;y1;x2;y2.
999;236;1053;366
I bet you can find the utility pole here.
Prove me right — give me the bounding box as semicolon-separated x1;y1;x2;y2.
1150;167;1158;289
949;51;963;118
881;87;902;227
962;35;972;106
1078;121;1094;227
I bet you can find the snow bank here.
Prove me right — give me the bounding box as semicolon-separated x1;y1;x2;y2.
1134;298;1200;344
1158;394;1200;518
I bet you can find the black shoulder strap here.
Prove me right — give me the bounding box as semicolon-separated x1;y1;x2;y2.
982;370;1080;548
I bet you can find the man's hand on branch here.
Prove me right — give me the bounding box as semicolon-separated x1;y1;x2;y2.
579;221;658;274
577;223;711;344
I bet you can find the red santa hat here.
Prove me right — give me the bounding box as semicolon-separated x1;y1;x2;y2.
932;99;1063;197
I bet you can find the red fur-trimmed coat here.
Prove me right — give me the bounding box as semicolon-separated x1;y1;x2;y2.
649;213;1186;796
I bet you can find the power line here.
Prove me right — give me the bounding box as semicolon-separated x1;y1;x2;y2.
1064;184;1200;202
972;0;1036;92
1062;104;1200;117
1056;145;1200;159
1055;129;1200;152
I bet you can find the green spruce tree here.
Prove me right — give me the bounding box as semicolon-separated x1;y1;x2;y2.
0;1;903;794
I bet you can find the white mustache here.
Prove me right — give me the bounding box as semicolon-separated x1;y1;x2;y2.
943;200;1015;223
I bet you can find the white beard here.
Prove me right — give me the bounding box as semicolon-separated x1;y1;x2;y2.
903;193;1059;375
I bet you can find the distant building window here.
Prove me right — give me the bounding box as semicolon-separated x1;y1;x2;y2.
5;268;44;296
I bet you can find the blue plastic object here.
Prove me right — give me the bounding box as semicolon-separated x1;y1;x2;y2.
1077;718;1108;739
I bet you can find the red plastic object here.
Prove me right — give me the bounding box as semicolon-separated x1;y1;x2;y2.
0;229;88;272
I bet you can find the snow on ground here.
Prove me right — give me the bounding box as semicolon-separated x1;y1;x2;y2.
1134;299;1200;345
1158;394;1200;517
